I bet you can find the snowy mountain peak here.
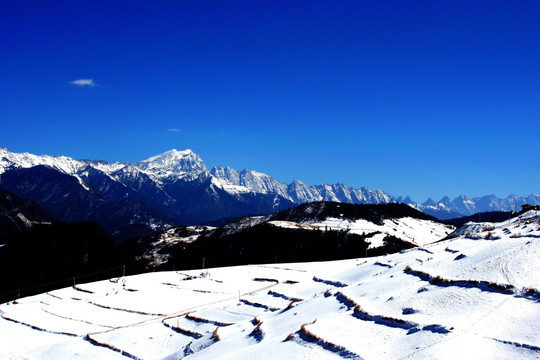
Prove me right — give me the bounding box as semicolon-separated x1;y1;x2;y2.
139;148;194;163
290;179;307;185
397;196;415;205
440;196;452;204
137;149;208;181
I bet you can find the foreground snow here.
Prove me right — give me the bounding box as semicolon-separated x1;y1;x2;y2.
1;211;539;359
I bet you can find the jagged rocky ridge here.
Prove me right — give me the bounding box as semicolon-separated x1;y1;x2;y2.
210;166;392;204
0;148;393;233
0;148;538;234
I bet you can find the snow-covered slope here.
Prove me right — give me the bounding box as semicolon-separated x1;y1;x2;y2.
0;190;52;239
136;225;217;268
269;216;454;248
2;211;539;359
262;201;454;248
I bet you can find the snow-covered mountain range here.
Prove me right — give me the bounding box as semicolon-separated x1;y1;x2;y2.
2;210;539;359
402;193;540;219
0;147;538;234
0;148;295;232
0;148;392;205
0;148;394;233
210;165;393;205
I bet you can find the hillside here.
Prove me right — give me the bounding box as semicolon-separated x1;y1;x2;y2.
0;190;52;240
128;202;454;270
0;222;140;303
1;211;538;359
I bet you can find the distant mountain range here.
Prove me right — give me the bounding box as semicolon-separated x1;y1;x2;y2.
0;147;538;236
401;194;540;219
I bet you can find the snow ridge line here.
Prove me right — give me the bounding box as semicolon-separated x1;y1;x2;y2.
1;312;79;337
414;248;434;254
255;264;308;273
161;320;204;339
46;292;63;300
403;266;540;301
160;282;230;295
267;290;303;302
487;337;540;352
86;300;165;316
84;334;143;360
332;291;451;335
185;313;234;327
352;305;451;334
352;305;416;331
72;285;94;294
40;306;114;329
334;291;358;309
239;298;280;312
253;277;280;283
313;277;348;288
296;320;363;359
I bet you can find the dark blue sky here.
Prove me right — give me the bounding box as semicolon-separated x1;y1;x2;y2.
1;1;539;201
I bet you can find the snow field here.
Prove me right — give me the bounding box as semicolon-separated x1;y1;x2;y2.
42;296;152;328
88;321;194;359
163;314;218;337
1;301;109;336
0;318;128;360
1;211;539;359
303;312;443;359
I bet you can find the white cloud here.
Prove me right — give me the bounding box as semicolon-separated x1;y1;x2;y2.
167;128;181;132
69;79;99;87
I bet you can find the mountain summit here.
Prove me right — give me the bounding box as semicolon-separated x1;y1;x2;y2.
137;149;208;182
